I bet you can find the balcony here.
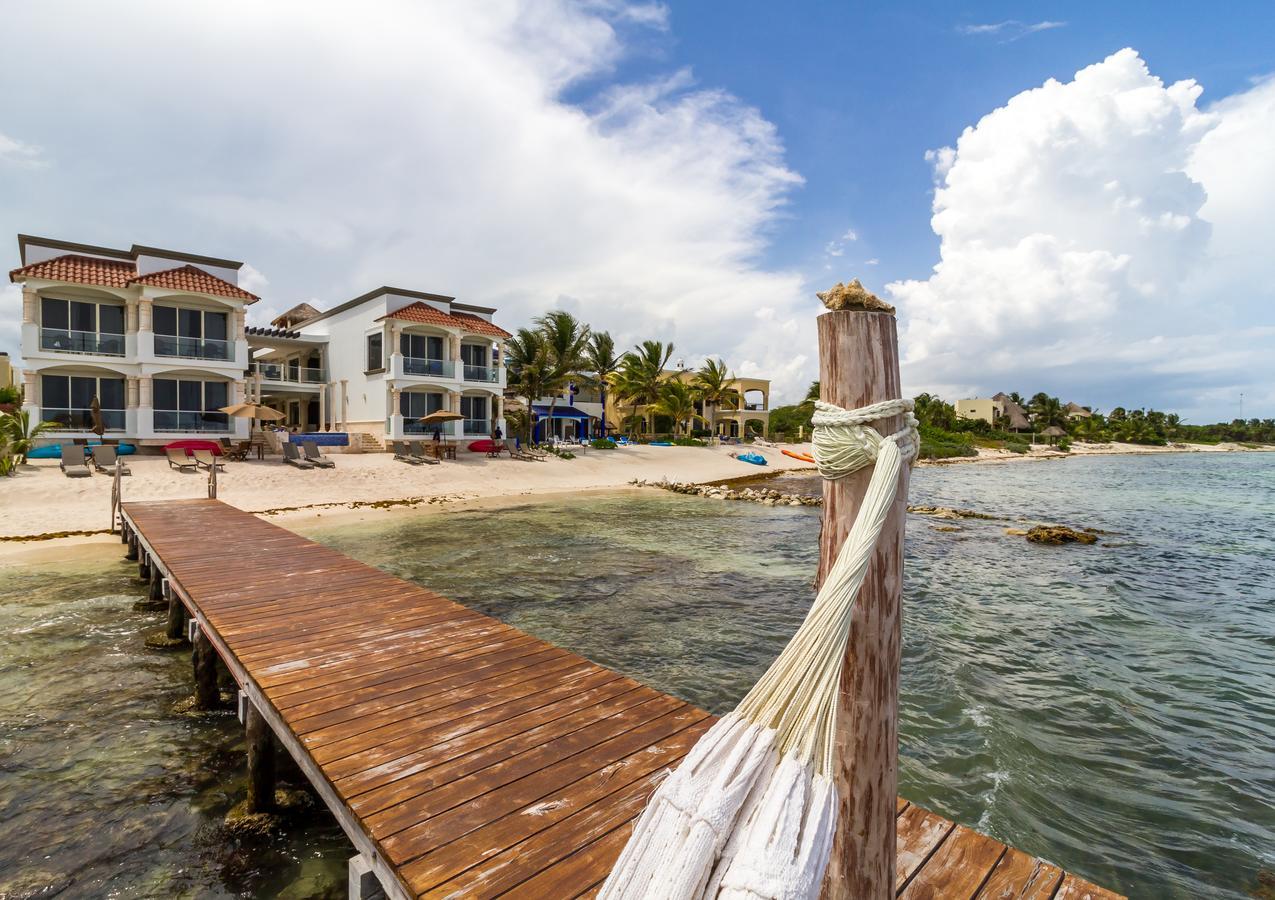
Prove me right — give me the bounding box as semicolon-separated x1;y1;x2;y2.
42;408;126;430
743;403;767;411
405;420;457;436
154;411;231;432
252;362;327;384
155;334;232;361
403;357;454;378
40;328;125;357
463;364;498;383
463;418;490;434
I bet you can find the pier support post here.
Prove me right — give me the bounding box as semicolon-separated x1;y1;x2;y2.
165;587;187;642
125;532;138;561
149;567;164;604
245;701;277;814
348;855;388;899
816;303;908;900
138;553;151;582
192;627;220;710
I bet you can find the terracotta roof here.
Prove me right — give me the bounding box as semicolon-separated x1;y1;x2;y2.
9;254;136;289
380;302;511;339
129;265;258;302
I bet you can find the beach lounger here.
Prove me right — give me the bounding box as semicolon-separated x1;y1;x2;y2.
526;444;549;460
60;444;91;478
282;442;314;469
166;448;198;471
302;441;336;468
409;441;442;465
91;445;131;476
393;441;422;465
504;439;534;461
193;449;225;472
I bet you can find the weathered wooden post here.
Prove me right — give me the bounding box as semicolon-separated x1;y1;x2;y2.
192;627;219;710
245;702;277;814
165;585;187;642
137;551;151;582
125;531;138;561
815;282;908;900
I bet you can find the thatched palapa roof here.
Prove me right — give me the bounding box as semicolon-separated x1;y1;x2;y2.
271;302;322;329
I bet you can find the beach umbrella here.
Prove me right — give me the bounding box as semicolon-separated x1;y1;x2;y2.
600;398;918;900
219;403;285;421
417;410;464;423
89;396;105;437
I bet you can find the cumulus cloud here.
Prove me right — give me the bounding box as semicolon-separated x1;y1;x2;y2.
889;49;1275;422
0;1;816;401
0;132;47;168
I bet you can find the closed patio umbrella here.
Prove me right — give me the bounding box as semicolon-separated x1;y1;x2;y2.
90;396;105;437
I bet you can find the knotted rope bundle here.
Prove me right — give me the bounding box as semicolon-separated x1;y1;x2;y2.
601;398;918;900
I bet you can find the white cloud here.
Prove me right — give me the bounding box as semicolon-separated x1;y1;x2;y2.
958;20;1067;42
0;132;47;168
0;0;816;403
889;48;1275;422
842;229;858;242
864;258;879;266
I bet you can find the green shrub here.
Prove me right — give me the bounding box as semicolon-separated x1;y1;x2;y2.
1057;437;1072;452
672;436;707;447
590;438;617;450
1006;441;1030;454
917;425;978;460
0;386;19;405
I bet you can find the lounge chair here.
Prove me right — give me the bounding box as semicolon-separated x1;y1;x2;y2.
302;441;336;468
504;439;534;461
193;449;225;472
525;443;549;460
91;445;131;476
393;441;422;465
282;442;314;469
60;444;92;478
409;441;441;465
166;448;198;471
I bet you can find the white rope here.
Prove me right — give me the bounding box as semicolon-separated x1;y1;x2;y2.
601;397;917;900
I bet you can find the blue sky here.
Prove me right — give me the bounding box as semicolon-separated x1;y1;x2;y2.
2;2;1273;421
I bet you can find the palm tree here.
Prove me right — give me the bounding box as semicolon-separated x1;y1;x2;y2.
692;358;738;439
614;340;674;435
651;381;704;435
805;382;820;402
2;409;55;465
582;331;622;437
504;328;554;443
534;311;591;443
1029;393;1066;429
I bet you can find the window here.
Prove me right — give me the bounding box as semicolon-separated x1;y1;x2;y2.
401;391;443;432
40;374;126;430
39;297;125;355
154;305;230;359
366;333;384;372
460;395;487;419
153;378;231;432
401;333;444;360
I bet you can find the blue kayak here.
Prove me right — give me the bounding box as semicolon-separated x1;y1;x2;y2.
650;441;672;446
736;452;767;465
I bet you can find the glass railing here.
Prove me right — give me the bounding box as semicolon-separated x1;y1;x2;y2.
40;328;126;356
41;408;126;430
252;363;327;383
403;357;454;377
153;411;231;432
463;364;498;383
463;418;490;434
155;334;232;361
743;403;766;411
404;421;457;435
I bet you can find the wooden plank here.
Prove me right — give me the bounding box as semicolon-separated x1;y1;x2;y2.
1053;874;1125;900
119;500;1124;900
976;847;1064;899
898;825;1005;899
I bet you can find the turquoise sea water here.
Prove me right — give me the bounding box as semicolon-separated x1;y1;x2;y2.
1;452;1272;898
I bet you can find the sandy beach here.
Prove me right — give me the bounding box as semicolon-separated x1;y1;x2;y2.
0;443;816;542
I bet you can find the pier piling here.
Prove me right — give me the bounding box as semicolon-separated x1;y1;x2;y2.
245;701;276;815
192;627;219;710
164;585;186;643
816;303;909;899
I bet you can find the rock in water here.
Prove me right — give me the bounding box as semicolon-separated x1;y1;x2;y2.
1025;525;1099;545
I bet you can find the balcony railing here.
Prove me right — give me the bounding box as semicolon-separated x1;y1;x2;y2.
155;334;232;361
154;411;231;432
405;420;456;435
40;328;125;356
42;408;126;430
252;362;327;384
463;418;490;434
403;357;454;378
743;403;767;411
463;364;498;383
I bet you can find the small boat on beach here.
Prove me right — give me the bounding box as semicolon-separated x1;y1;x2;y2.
782;449;815;463
735;451;767;465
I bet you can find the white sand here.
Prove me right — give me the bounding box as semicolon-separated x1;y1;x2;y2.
0;444;814;539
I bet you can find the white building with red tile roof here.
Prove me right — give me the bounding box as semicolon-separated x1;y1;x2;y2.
10;234;259;444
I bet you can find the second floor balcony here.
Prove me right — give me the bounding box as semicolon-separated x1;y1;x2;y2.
252;362;327;384
40;328;125;357
462;363;498;383
402;357;455;378
155;334;232;362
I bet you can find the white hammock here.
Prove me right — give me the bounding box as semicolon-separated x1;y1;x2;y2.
600;398;918;900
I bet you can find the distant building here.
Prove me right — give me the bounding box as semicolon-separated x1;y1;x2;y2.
1064;401;1092;419
992;392;1032;431
955;397;1002;425
0;351;17;391
602;371;770;438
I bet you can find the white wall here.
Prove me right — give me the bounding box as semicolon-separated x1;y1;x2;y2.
302;295;390;427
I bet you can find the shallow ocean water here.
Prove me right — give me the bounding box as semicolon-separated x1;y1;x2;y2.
1;452;1272;898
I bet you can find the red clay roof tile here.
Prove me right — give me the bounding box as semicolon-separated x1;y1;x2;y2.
128;265;258;302
379;301;511;339
9;254;135;289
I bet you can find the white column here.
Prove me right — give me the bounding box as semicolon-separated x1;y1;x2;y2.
388;324;402;378
339;379;349;432
137;375;154;438
136;298;154;359
495;394;505;438
450;333;462;379
448;389;461;437
21;371;39;416
21;289;37;324
318;383;327;433
390;386;404;440
125;376;139;436
21;290;39;360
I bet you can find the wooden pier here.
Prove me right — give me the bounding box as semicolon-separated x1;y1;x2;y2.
119;498;1122;900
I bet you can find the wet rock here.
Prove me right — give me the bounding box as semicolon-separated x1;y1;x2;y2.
908;505;1001;521
132;598;168;612
1004;528;1028;536
931;525;962;533
143;631;187;651
1025;525;1099;545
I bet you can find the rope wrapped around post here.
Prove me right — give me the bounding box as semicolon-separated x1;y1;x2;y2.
600;398;918;900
